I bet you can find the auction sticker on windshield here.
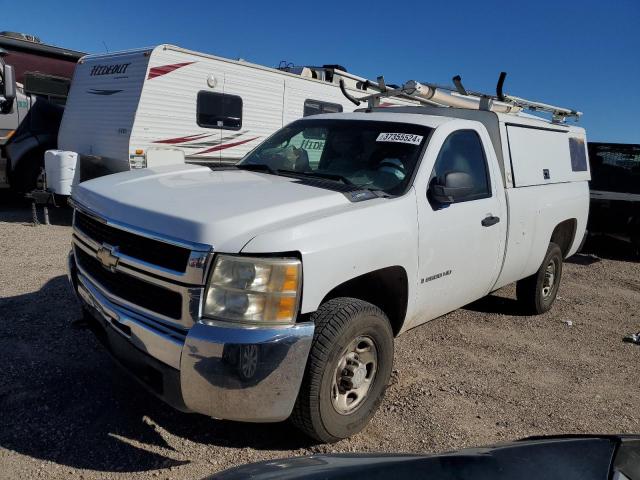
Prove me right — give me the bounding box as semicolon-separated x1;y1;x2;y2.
376;133;424;145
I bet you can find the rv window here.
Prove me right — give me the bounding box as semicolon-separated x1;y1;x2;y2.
197;91;242;130
304;99;343;117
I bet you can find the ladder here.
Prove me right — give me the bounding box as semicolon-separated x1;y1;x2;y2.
339;72;582;123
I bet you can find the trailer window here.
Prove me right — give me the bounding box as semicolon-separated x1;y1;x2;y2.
197;91;242;130
304;99;343;117
429;130;491;203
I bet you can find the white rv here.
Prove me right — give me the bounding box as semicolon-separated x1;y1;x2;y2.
54;45;411;183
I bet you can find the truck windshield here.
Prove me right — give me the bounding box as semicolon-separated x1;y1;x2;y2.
238;119;432;195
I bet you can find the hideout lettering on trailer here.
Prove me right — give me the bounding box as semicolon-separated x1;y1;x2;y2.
90;63;132;76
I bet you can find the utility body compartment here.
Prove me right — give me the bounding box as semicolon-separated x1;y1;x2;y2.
506;124;590;187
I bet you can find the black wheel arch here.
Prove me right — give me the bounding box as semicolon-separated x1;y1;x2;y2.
319;266;408;336
550;218;578;258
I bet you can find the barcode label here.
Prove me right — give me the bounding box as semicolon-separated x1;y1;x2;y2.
376;133;423;145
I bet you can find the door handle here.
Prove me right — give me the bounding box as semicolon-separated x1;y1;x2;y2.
481;215;500;227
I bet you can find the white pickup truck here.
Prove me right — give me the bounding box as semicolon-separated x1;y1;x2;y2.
67;104;590;442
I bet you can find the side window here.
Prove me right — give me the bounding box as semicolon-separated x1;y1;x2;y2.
303;99;343;117
429;130;491;203
197;91;242;130
569;137;588;172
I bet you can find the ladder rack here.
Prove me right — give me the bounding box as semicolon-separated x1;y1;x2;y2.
339;72;582;124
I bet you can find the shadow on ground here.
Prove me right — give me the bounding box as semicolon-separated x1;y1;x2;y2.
580;235;638;263
0;190;72;226
0;276;313;474
463;294;529;317
565;253;602;266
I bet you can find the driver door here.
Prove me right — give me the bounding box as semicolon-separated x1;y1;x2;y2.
415;124;507;320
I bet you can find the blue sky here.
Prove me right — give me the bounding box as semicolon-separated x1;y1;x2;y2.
5;0;639;143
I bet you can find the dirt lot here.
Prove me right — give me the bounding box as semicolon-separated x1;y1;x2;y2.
1;196;639;479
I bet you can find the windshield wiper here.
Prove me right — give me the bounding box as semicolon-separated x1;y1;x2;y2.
236;165;362;190
235;163;277;174
277;169;355;186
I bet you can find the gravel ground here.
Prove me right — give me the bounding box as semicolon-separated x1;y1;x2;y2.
1;196;639;479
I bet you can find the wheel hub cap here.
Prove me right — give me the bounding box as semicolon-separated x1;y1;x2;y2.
331;336;378;415
341;359;367;389
542;261;556;298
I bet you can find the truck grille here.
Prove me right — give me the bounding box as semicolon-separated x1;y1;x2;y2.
75;247;183;320
75;211;191;273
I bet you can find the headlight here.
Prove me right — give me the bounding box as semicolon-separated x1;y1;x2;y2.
203;255;301;325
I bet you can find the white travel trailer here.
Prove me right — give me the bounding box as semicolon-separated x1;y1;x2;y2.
53;44;412;185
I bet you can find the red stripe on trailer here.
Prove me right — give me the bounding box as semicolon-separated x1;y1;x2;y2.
153;133;212;144
147;62;195;79
196;137;259;154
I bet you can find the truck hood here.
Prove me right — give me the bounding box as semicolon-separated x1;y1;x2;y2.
72;164;353;252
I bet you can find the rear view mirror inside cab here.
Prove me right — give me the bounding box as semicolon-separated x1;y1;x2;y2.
302;128;326;140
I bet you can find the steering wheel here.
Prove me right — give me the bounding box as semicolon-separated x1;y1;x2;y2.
376;158;406;181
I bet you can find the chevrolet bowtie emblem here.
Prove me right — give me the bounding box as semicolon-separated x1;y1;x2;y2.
96;244;119;272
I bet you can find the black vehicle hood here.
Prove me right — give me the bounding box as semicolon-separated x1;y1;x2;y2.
209;435;640;480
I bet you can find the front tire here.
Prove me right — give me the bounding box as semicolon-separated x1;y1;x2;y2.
516;242;563;314
291;297;394;443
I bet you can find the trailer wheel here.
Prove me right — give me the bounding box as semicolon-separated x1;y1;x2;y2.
11;154;44;193
516;242;563;315
291;297;393;443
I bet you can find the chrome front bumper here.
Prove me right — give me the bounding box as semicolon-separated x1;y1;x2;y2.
67;251;314;422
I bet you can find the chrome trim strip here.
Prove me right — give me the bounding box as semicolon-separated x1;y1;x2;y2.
66;249;78;295
70;198;213;252
77;274;184;369
74;235;194;291
73;228;212;285
73;242;201;330
69;199;215;330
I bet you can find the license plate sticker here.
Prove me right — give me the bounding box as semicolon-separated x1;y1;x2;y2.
376;133;423;145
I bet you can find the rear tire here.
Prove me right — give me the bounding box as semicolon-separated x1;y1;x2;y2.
291;297;394;443
516;242;563;314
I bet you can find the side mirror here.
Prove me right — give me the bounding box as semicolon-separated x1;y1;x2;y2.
1;64;17;114
429;171;474;204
